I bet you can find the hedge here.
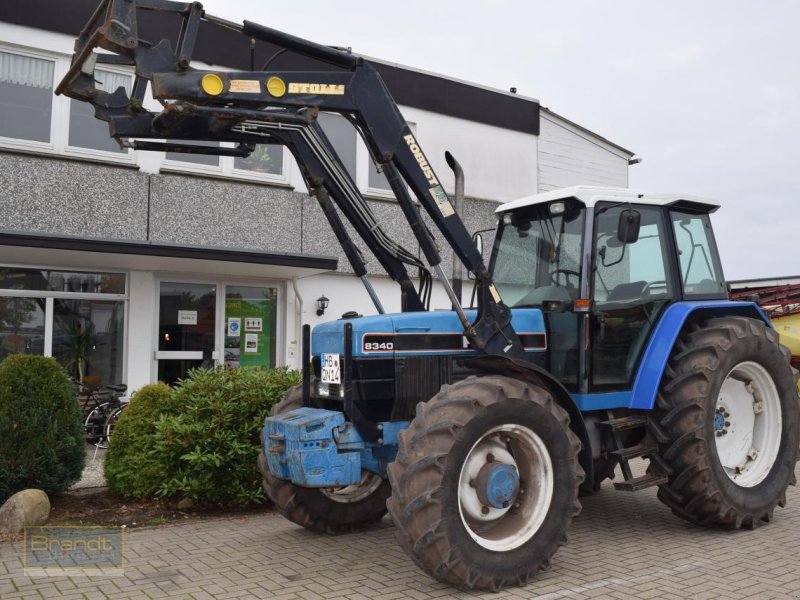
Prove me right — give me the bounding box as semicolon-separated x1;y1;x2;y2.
105;366;300;505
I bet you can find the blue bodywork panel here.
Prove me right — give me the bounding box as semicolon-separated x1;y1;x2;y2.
626;300;769;410
573;300;769;411
264;407;407;487
266;301;768;487
312;309;546;357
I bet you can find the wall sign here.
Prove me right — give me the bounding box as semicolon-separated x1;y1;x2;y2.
227;317;241;337
244;317;262;332
178;310;197;325
244;333;258;353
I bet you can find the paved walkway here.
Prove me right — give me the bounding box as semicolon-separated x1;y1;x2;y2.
2;464;800;599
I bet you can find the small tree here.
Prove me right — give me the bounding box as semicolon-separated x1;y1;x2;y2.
0;354;85;503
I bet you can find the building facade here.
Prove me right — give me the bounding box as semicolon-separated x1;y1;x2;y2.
0;1;634;392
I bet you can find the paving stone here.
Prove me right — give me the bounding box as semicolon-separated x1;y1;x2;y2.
1;464;799;599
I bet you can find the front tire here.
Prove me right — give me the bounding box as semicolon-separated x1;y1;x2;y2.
387;375;583;591
652;316;800;528
257;385;391;534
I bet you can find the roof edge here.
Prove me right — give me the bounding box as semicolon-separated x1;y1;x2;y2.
541;107;635;157
0;230;338;271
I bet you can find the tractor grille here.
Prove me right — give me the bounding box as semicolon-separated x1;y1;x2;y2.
392;356;452;420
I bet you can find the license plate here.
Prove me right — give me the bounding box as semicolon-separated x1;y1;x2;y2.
320;353;341;384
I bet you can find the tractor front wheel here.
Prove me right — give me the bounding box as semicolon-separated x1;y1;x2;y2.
258;385;391;534
387;375;583;591
652;316;800;528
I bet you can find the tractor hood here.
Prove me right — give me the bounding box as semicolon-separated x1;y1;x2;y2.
311;309;547;358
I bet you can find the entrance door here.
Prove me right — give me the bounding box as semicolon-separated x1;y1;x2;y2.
156;282;216;384
223;285;278;369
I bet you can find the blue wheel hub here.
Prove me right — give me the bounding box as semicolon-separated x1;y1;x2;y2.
475;462;520;509
714;411;725;431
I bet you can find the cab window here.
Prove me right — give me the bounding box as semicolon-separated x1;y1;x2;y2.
591;204;675;389
670;211;726;297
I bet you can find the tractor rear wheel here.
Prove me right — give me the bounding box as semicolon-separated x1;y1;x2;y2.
258;385;391;533
387;375;583;591
652;316;800;528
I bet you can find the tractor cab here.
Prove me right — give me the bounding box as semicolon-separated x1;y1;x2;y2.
492;186;727;399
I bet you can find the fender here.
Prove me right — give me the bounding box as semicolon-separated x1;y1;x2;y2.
629;300;770;410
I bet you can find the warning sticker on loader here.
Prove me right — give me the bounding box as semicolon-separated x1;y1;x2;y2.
229;79;262;93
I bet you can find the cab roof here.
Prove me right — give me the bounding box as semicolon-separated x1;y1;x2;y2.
496;185;721;214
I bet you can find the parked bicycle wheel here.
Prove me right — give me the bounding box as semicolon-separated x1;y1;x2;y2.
84;402;115;449
103;404;127;447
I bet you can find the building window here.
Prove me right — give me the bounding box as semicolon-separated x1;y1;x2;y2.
368;164;392;192
233;144;283;176
0;265;127;386
0;297;46;362
0;267;126;294
318;112;357;181
363;121;414;197
68;69;132;154
165;140;221;168
0;50;54;144
52;298;125;385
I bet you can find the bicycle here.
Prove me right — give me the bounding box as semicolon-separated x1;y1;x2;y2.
82;383;128;449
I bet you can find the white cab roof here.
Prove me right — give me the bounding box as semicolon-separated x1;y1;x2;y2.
496;185;720;214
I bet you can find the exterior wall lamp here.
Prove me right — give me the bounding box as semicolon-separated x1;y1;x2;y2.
316;294;329;316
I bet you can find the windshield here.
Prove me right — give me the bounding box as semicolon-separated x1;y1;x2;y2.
489;201;585;307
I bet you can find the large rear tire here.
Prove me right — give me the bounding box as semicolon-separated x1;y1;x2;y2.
387;375;583;591
652;316;800;528
257;385;391;533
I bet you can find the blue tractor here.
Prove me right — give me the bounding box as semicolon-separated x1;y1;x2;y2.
59;2;799;590
261;187;799;589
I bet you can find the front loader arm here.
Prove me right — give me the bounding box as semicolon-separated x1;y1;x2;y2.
57;0;528;362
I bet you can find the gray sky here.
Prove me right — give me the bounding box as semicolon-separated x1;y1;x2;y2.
201;0;799;280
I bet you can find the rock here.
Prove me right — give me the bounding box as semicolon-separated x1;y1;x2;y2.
0;489;51;533
176;496;194;510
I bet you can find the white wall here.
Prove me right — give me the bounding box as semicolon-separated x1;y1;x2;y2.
125;270;156;392
537;110;630;192
400;106;538;203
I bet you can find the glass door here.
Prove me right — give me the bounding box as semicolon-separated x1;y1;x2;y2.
156;282;217;384
223;285;278;369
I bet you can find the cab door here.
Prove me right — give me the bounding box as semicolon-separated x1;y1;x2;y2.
590;204;677;390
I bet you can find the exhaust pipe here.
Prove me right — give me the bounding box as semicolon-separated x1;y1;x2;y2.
445;151;465;309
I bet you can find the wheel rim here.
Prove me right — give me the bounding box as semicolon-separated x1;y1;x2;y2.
85;407;108;448
104;407;123;446
715;361;782;487
319;471;383;503
457;424;554;551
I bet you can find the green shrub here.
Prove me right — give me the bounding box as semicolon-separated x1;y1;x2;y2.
0;354;85;503
104;382;173;499
106;366;300;505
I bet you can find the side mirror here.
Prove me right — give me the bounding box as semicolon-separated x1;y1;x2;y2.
617;209;641;245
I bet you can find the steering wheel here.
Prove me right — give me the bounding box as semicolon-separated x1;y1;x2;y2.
550;269;580;288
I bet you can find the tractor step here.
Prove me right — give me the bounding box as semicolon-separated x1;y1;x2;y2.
597;415;648;432
610;443;657;461
614;472;669;492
